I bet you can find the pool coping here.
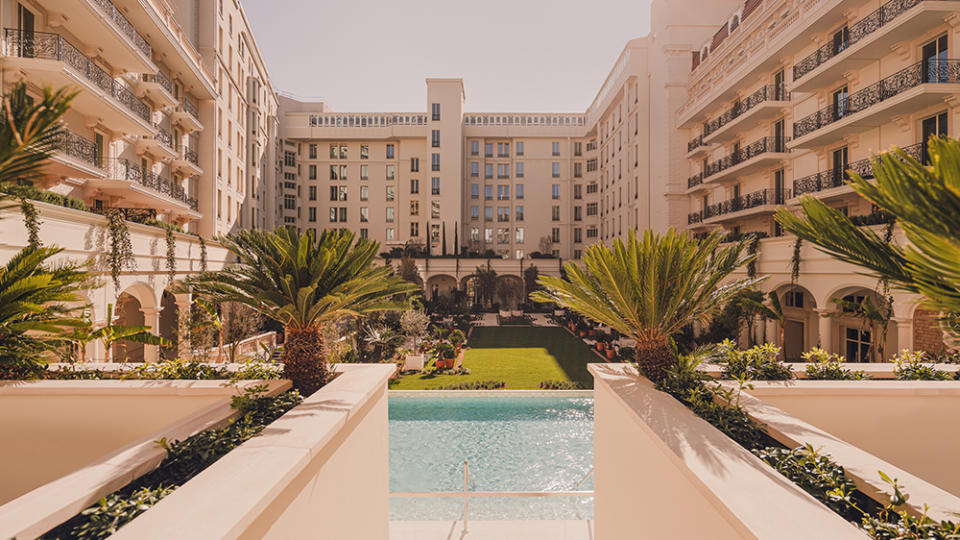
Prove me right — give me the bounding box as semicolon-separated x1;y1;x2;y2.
389;390;594;398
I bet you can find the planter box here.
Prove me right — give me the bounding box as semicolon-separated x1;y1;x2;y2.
0;379;289;539
589;364;862;539
111;364;393;540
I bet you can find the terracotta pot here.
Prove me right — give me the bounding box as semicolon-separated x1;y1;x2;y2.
579;331;586;337
588;330;596;337
606;349;616;360
597;342;605;351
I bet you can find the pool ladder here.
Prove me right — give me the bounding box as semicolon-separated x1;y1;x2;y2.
391;460;594;535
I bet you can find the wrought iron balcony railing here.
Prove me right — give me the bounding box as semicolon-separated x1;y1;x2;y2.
108;158;198;210
180;98;200;120
688;135;704;153
794;60;960;139
700;188;778;220
704;136;788;179
89;0;152;57
791;142;923;197
4;29;151;123
179;145;199;166
141;71;173;96
688;172;704;189
702;84;789;137
56;129;104;170
688;211;704;225
154;124;173;149
793;0;932;81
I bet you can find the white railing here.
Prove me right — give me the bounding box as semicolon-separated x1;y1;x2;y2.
390;461;594;534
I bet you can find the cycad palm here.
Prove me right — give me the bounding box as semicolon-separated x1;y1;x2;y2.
0;246;90;378
530;229;760;381
187;227;417;394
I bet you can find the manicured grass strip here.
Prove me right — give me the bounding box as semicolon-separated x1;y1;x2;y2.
389;326;597;390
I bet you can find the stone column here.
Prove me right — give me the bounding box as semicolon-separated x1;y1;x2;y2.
765;319;778;346
174;293;192;360
893;317;913;358
140;306;161;363
817;309;833;353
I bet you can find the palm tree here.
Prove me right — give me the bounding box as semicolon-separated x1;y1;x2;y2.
530;229;759;382
0;83;76;186
186;228;417;394
0;246;90;378
776;137;960;341
472;265;497;309
64;304;168;363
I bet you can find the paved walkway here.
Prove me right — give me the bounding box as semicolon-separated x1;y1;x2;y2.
390;520;594;540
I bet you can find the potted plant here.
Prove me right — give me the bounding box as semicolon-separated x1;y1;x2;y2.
606;347;616;360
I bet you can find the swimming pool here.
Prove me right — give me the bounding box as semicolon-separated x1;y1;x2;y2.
389;394;594;520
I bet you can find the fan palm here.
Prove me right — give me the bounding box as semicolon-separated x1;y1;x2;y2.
0;83;76;186
63;304;168;363
530;229;760;382
0;246;91;378
186;227;417;394
775;137;960;339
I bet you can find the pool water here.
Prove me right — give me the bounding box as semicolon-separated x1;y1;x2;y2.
389;395;594;520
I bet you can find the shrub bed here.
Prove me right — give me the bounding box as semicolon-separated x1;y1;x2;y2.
425;380;505;390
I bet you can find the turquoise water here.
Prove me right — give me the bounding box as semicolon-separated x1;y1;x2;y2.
389;395;594;520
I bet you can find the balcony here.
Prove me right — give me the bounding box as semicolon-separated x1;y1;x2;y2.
687;172;704;190
172;145;201;176
135;123;176;160
702;85;790;144
40;0;154;73
2;29;154;137
789;142;923;199
689;136;791;191
136;71;177;109
791;60;960;148
686;135;715;158
172;99;202;132
791;0;959;92
86;158;199;213
698;188;781;224
48;129;107;180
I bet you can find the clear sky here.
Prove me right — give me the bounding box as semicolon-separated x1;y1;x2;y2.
240;0;653;113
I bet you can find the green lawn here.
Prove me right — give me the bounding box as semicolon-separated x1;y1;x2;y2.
389;326;599;390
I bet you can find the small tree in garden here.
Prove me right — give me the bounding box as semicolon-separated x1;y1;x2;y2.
531;229;759;382
523;265;541;308
538;236;554;256
472;265;498;309
187;228;417;395
400;309;429;348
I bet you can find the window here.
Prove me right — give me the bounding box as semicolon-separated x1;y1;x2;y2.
845;327;871;363
574;206;582;221
574;163;582;178
386;165;395;180
586;183;598;194
497;164;510;179
471;227;480;241
431;103;440;121
574;142;582;156
360;185;369;201
308;207;316;222
497;143;509;158
496;207;508;222
284;151;295;166
386;207;395;222
431;224;441;243
309;144;317;159
329;186;339;201
497;185;509;200
386;228;395;241
386;144;395;159
497;228;509;244
360;164;369;180
329;145;338;159
586;202;598;216
552;184;560;200
515;205;524;221
484;228;493;242
360;228;368;239
410;201;419;216
360;145;369;159
329;165;338;180
516;162;524;178
431;177;440;195
921;111;948;164
485;185;493;200
574;184;582;199
516;141;524;156
471;162;479;177
552;162;560;178
516;184;524;199
471;206;480;220
431;200;440;219
360;207;369;222
470;140;479;156
471;184;479;199
431;130;440;147
410;179;419;194
411;157;419;172
574;228;582;243
386;185;395;201
485;143;493;158
431;153;440;171
785;291;804;308
515;227;524;243
485;207;494;221
410;222;419;237
308;186;316;201
339;145;348;159
329;208;339;222
485;164;493;179
515;249;525;259
551;228;560;243
552;142;560;156
586;226;598;238
552;206;560;221
307;165;316;180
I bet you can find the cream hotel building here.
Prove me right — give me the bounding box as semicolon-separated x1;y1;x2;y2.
1;0;957;362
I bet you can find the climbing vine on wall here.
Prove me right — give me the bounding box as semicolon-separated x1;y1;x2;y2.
746;233;760;279
165;226;176;282
19;198;40;248
106;210;134;290
790;237;802;285
198;234;208;272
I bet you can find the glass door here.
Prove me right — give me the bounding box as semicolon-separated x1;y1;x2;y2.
17;3;35;58
922;36;948;83
921;112;947;164
832;86;849;121
831;146;849;187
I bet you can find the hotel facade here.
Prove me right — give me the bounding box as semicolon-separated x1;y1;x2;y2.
1;0;956;361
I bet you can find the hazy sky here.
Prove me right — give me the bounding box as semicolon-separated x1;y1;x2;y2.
241;0;653;113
